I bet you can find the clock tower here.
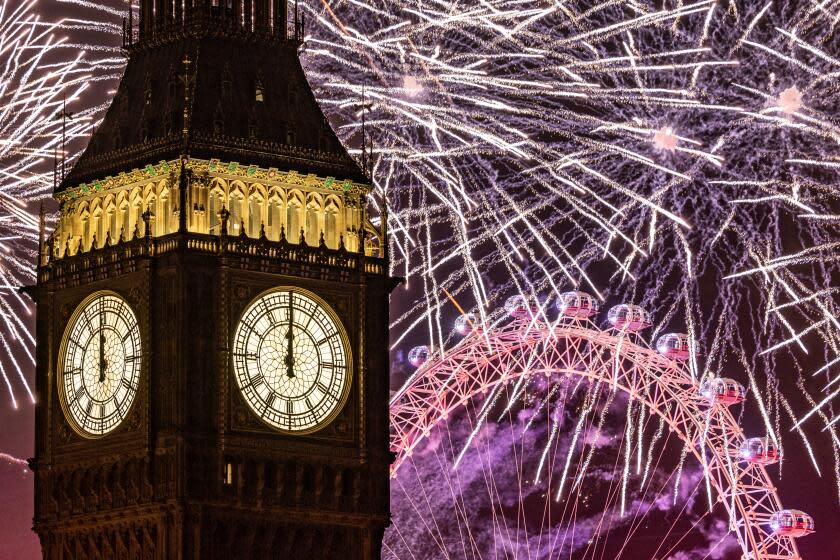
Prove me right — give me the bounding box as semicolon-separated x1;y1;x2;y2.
29;3;395;559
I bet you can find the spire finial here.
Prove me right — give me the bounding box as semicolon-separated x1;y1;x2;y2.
219;205;230;236
142;205;153;238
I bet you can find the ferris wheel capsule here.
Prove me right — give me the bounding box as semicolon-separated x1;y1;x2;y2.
699;378;746;406
556;291;599;319
607;304;650;331
504;295;539;318
769;510;814;537
656;333;692;360
454;313;477;335
739;437;781;465
408;345;430;368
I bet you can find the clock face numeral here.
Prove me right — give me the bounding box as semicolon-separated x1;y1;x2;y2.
232;288;350;433
59;293;142;437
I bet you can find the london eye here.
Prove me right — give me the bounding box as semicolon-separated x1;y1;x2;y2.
388;294;812;559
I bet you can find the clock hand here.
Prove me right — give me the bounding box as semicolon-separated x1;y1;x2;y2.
98;305;106;383
284;292;295;379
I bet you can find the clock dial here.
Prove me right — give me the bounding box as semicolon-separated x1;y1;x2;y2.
233;288;350;433
59;293;141;437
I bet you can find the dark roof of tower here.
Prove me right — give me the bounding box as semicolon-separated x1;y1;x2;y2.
59;4;366;192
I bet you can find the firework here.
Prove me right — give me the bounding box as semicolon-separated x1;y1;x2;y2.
621;1;840;495
709;4;840;436
0;0;122;408
300;0;840;512
7;0;837;552
301;0;740;347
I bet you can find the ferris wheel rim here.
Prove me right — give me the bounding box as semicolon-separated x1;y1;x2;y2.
389;318;802;560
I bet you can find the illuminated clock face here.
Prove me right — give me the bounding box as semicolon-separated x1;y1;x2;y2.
59;293;141;437
232;288;350;433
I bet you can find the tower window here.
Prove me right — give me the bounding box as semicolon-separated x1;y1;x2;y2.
223;462;233;485
255;79;265;103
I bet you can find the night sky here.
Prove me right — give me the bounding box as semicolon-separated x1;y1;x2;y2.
1;2;838;559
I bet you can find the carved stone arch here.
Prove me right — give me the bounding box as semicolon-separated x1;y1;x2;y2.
248;183;267;199
304;192;324;245
138;182;158;234
207;179;227;234
266;189;285;240
285;189;304;242
102;194;118;242
123;187;139;235
156;179;173;235
324;195;343;249
266;186;285;204
157;179;171;200
114;192;130;241
209;177;228;196
229;180;247;197
128;185;142;203
143;192;157;237
247;184;267;237
142;182;157;208
73;201;91;252
88;198;105;249
229;181;247;234
287;189;305;206
305;191;324;208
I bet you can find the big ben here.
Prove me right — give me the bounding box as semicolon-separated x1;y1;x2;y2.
28;2;395;558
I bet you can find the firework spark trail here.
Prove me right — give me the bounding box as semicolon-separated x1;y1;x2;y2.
304;1;836;468
682;3;840;478
0;452;28;468
9;0;836;554
335;0;840;501
304;0;737;323
302;2;838;543
0;0;121;407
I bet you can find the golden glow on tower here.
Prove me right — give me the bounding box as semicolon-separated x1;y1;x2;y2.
50;158;382;260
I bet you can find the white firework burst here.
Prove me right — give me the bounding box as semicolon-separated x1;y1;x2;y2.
0;0;122;407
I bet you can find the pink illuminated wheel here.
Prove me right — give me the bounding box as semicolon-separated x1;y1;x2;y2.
389;317;806;560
